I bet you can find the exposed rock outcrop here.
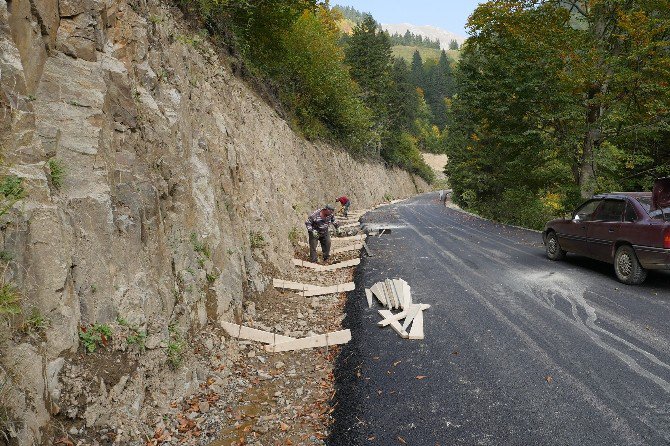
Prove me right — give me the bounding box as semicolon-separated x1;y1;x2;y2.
0;0;426;444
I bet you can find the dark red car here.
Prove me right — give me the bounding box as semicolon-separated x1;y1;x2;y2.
543;178;670;284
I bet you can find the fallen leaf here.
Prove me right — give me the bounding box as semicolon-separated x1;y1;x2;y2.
367;435;376;441
398;436;407;444
545;375;553;384
280;422;290;431
452;351;459;355
416;375;427;380
393;360;402;367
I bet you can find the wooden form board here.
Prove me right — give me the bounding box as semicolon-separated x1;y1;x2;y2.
222;322;295;345
293;258;360;272
331;243;363;254
378;310;409;338
332;234;367;243
272;278;321;292
297;282;355;297
365;288;373;308
338;222;360;229
265;329;351;352
377;304;430;327
408;309;424;340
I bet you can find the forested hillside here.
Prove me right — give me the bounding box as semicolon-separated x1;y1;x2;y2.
446;0;670;229
177;1;458;182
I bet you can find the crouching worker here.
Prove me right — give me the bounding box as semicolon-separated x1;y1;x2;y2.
305;204;340;263
335;196;351;217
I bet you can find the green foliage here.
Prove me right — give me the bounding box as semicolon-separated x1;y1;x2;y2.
0;283;20;316
446;0;670;228
391;45;442;64
249;231;266;249
206;272;219;283
288;227;301;246
388;30;441;49
79;323;112;353
167;325;185;369
280;9;374;149
383;194;394;202
22;308;49;333
47;158;65;190
0;176;25;218
190;232;211;258
126;329;147;351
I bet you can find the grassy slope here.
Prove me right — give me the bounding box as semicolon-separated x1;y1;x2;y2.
392;45;461;62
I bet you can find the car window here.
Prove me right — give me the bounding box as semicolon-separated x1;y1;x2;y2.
624;202;638;222
574;200;602;221
636;196;666;220
593;199;625;222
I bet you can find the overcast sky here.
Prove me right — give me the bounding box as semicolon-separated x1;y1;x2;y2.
332;0;484;37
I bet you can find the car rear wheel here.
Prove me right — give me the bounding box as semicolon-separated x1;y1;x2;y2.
614;245;647;285
545;232;566;260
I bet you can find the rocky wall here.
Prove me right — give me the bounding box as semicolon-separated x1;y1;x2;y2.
0;0;426;443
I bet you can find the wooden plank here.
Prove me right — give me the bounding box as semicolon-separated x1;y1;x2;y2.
297;282;355;297
320;258;360;271
377;308;408;327
385;279;399;309
378;310;408;338
370;283;386;306
292;259;324;271
265;329;351;352
402;304;421;331
338;222;360;229
273;278;321;292
331;243;363;254
408;309;424;340
391;279;406;309
378;304;430;327
365;288;373;308
332;234;367;242
222;322;296;344
402;281;412;307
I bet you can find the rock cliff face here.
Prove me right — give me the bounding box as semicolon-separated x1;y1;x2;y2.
0;0;425;444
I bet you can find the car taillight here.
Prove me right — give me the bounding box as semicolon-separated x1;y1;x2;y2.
665;229;670;249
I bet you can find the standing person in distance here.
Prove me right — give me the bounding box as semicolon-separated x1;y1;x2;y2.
335;196;351;217
305;204;340;263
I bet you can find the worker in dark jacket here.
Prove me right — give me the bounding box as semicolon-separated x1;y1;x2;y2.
305;205;339;263
335;196;351;217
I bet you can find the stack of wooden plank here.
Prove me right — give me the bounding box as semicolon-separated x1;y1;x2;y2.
273;278;355;297
366;279;428;340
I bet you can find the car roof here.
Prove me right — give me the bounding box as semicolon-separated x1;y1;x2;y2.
592;192;652;200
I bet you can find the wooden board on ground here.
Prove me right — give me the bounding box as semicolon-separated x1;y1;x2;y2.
332;234;367;243
378;310;409;338
377;304;430;327
365;288;373;308
320;258;360;271
332;243;363;254
338;222;360;229
293;258;360;272
222;322;296;345
297;282;355;297
265;329;352;352
408;309;424;340
273;278;321;292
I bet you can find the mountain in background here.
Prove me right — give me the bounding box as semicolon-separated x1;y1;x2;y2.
382;23;466;50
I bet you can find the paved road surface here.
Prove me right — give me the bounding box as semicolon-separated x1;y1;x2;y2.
328;193;670;446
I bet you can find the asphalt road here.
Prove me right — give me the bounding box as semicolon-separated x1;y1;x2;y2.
328;193;670;446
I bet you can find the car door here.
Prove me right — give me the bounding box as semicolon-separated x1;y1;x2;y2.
586;199;626;262
559;199;602;254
